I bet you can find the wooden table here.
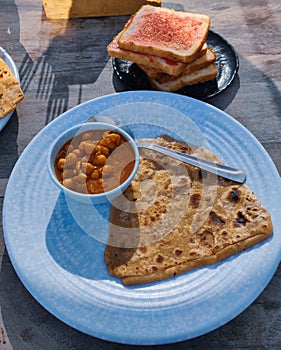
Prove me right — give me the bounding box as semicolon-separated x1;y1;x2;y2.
0;0;280;348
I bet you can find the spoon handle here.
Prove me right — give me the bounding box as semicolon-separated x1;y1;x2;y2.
136;142;246;183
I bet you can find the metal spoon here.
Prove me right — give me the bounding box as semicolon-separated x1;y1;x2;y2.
88;115;246;183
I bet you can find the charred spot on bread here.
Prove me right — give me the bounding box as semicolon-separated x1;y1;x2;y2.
209;211;225;226
235;211;249;227
191;193;201;208
228;188;242;202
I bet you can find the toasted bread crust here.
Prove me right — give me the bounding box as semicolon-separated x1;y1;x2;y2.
141;46;215;80
107;32;187;75
150;63;218;91
118;5;210;63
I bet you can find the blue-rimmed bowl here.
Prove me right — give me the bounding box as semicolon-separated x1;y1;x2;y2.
47;122;140;204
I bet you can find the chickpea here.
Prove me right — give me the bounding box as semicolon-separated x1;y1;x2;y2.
79;141;95;154
110;133;121;143
93;144;110;156
87;179;104;194
56;158;66;171
99;139;109;149
73;183;87;194
75;160;82;174
80;162;87;174
100;146;110;156
62;169;74;179
81;156;89;163
72;149;82;157
81;162;95;176
95;154;107;166
87;179;96;193
101;165;113;177
100;136;115;149
98;167;103;176
65;152;78;167
81;132;92;141
72;179;84;192
96;179;104;194
78;141;84;151
74;173;87;184
91;169;100;180
62;178;73;189
93;144;102;154
97;178;104;186
100;133;121;149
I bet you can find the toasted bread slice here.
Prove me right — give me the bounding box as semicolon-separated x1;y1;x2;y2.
150;63;218;92
136;44;208;77
141;47;216;81
108;32;185;75
108;30;207;75
118;5;210;63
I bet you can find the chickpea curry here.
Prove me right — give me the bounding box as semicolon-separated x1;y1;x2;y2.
54;129;136;194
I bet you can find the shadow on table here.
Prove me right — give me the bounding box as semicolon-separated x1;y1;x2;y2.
0;0;33;172
0;249;110;349
0;0;33;83
0;111;19;179
33;16;128;125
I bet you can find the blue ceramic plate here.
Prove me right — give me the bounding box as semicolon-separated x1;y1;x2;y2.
3;91;281;345
0;47;20;131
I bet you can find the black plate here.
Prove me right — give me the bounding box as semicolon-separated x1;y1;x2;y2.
112;30;239;100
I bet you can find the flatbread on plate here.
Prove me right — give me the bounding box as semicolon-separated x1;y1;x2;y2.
0;57;24;119
104;136;273;285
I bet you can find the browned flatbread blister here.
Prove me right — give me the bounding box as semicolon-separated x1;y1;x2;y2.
0;58;24;119
104;137;273;285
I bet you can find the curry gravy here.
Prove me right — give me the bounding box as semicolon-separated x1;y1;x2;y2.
54;129;135;194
